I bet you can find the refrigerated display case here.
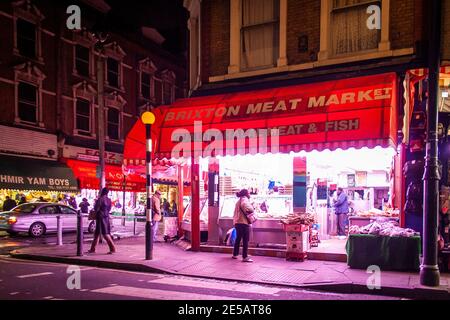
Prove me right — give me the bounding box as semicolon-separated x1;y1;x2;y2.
218;195;293;247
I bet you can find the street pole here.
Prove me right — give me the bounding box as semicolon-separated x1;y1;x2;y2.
97;47;106;192
420;0;441;287
122;174;126;226
141;112;156;260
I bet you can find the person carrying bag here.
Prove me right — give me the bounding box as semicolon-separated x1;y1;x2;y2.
232;189;256;262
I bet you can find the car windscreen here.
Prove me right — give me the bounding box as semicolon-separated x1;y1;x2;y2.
12;203;38;214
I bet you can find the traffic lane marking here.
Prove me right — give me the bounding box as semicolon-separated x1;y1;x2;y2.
17;272;53;279
148;277;281;295
91;285;247;300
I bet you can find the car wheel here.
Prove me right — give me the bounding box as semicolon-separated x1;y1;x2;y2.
88;221;96;233
29;222;46;237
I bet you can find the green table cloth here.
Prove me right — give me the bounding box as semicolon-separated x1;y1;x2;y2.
346;234;421;271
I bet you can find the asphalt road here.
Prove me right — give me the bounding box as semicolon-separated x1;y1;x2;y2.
0;255;404;301
0;231;409;301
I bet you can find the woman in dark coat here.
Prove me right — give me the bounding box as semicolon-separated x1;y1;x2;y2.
88;188;116;254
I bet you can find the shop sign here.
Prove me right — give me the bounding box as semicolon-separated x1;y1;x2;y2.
127;73;398;158
63;145;123;164
0;174;77;191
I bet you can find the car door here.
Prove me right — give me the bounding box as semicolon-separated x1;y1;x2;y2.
38;205;61;232
58;205;77;230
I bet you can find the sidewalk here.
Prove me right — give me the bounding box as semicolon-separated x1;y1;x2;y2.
10;237;450;300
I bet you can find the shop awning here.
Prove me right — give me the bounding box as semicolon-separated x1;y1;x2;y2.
65;159;146;192
124;73;398;161
0;155;78;192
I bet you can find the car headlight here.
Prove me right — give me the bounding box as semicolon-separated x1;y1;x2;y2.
7;216;17;224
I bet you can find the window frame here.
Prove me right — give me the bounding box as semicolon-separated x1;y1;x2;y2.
12;1;44;63
239;0;280;72
106;57;120;88
17;81;38;124
75;97;92;136
74;44;91;78
16;18;37;59
106;106;121;142
318;0;390;61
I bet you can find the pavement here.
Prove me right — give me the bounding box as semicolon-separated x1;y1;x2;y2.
0;255;402;300
9;236;450;300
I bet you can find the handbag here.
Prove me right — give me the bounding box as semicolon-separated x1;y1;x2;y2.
88;209;97;221
240;200;257;224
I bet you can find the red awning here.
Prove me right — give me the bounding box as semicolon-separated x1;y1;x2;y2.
66;159;146;192
124;73;398;161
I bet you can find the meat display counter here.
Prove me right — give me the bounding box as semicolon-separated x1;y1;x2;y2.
181;197;209;242
218;195;293;247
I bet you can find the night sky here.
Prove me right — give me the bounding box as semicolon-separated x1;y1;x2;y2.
104;0;188;55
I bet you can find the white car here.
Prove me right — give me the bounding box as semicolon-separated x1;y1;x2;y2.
0;202;95;237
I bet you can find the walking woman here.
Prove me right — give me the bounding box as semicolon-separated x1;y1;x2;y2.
88;187;116;254
232;189;254;262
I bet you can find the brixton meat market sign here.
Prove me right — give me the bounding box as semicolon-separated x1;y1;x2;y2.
124;73;398;159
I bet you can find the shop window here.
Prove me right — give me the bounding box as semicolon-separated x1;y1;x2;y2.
75;98;91;135
154;79;163;105
107;57;119;88
75;45;90;77
240;0;279;71
331;0;381;56
141;72;152;100
107;108;120;141
18;81;38;123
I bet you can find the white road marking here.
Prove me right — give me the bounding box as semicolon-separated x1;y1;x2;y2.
148;277;281;295
9;292;19;295
17;272;53;279
91;285;247;300
109;283;118;286
43;296;54;299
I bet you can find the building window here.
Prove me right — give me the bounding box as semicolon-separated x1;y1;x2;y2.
163;81;173;104
331;0;381;56
154;79;163;105
75;98;91;135
107;58;119;88
75;45;90;77
240;0;279;71
107;108;120;140
17;18;36;58
141;72;152;100
18;82;38;123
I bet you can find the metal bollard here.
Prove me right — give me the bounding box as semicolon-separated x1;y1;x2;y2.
76;210;83;256
133;216;137;235
56;215;63;246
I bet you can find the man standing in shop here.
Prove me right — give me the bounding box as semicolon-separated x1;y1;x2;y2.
333;187;349;239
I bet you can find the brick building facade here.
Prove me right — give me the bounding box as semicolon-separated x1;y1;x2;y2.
0;0;186;163
185;0;449;93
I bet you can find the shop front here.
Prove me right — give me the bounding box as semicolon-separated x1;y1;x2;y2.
65;159;146;216
0;154;78;209
124;72;403;253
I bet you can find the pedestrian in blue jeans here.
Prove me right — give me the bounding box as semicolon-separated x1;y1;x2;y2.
232;189;254;262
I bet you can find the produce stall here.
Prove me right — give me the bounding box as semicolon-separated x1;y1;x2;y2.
346;221;421;270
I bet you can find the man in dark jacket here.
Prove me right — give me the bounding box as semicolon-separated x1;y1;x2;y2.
2;196;17;211
333;187;349;238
